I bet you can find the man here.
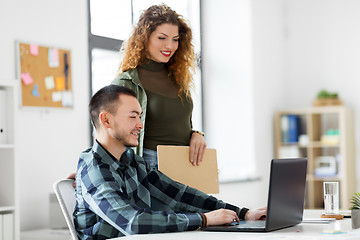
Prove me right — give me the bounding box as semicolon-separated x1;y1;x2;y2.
74;85;266;239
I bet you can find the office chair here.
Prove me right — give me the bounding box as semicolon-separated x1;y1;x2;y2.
53;179;78;240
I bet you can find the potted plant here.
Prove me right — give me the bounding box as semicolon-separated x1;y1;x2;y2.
351;192;360;229
313;89;343;106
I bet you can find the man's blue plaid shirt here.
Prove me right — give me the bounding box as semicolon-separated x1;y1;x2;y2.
74;141;239;239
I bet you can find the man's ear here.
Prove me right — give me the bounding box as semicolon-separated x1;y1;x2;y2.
99;111;111;128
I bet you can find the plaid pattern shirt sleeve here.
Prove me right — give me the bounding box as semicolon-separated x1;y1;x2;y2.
74;141;239;239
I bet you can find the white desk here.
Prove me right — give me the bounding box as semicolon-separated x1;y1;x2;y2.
109;210;360;240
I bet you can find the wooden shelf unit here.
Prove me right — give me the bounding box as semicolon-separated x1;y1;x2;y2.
275;106;356;209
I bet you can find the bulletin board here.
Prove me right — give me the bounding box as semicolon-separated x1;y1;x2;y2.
17;42;73;108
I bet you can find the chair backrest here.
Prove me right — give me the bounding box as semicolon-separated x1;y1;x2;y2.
53;179;78;240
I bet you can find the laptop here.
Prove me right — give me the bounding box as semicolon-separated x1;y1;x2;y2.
202;158;307;232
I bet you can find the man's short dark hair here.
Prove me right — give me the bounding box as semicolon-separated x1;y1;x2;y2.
89;85;137;129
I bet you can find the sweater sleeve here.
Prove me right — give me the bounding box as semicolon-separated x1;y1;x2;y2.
145;164;240;214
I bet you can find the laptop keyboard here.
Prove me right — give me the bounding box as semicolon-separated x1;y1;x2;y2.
231;220;266;229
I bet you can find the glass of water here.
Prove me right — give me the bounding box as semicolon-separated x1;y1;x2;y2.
323;182;339;215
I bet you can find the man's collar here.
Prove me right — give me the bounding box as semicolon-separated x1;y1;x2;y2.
93;140;133;168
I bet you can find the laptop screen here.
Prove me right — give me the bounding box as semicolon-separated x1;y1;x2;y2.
266;158;307;231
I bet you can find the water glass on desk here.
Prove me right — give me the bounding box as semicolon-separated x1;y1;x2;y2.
323;182;339;215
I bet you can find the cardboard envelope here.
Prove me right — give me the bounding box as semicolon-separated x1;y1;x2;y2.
157;145;219;194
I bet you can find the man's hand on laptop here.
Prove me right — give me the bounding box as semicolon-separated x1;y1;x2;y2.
245;206;267;220
204;209;239;226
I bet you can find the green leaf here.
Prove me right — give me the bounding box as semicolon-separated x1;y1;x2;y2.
351;192;360;209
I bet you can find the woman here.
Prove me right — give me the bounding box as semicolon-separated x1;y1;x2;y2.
112;4;206;168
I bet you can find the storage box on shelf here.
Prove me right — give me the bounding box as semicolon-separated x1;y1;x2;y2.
275;106;355;209
0;81;18;240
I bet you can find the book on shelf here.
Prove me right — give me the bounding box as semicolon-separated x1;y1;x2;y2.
281;114;300;143
280;115;289;143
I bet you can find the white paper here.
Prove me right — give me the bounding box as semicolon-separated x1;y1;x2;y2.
48;48;59;67
62;91;73;107
45;76;55;89
302;218;335;223
52;91;62;102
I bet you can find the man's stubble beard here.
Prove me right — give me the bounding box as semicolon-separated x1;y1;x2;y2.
114;131;138;148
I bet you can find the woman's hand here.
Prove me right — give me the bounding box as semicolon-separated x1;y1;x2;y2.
66;172;76;188
189;132;207;166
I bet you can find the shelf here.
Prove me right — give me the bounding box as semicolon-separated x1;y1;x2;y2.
0;144;15;149
275;107;355;209
0;81;18;239
312;177;340;182
307;175;340;182
310;141;339;148
0;82;16;88
0;206;15;213
279;142;339;148
279;143;307;148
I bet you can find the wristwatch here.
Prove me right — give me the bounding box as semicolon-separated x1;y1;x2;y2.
192;130;205;136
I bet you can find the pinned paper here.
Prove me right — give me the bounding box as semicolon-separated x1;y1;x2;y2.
44;76;55;89
62;91;73;107
31;84;40;97
55;77;65;91
30;44;39;56
21;72;34;85
52;91;62;102
48;48;59;67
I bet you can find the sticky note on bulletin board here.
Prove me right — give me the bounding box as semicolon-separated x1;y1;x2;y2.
17;42;73;108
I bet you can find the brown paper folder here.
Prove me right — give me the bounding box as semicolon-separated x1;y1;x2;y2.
157;145;219;194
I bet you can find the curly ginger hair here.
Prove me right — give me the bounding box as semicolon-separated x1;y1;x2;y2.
118;4;195;98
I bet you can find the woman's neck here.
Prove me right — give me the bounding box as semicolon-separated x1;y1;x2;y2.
140;59;167;72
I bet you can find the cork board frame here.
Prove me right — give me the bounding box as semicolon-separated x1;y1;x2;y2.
16;41;73;108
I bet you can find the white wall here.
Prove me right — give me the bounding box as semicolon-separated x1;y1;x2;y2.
204;0;360;208
0;0;90;231
202;0;285;207
202;0;256;182
283;0;360;189
251;0;286;186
